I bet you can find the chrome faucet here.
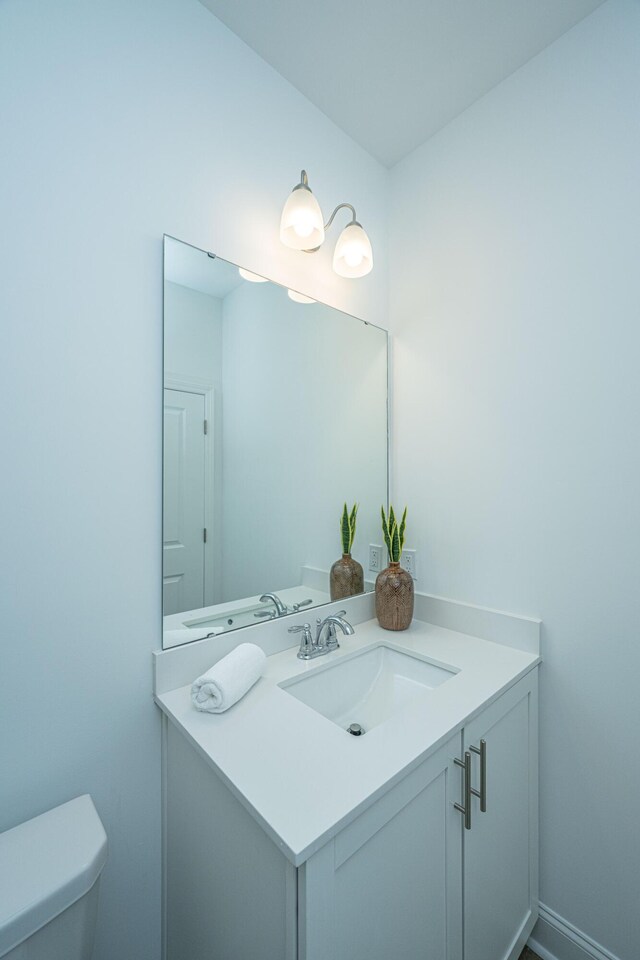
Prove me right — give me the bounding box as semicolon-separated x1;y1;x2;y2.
316;612;355;650
259;592;288;617
288;611;354;660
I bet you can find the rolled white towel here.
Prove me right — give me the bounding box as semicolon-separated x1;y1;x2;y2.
191;643;266;714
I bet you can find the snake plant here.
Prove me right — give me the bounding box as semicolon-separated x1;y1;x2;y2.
340;502;358;554
381;504;407;563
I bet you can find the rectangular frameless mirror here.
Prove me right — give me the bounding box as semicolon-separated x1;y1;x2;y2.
163;236;388;648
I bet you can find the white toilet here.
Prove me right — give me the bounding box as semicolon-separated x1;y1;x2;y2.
0;795;107;960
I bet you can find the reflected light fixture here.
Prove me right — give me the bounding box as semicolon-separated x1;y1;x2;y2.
279;170;373;278
238;267;268;283
287;289;316;304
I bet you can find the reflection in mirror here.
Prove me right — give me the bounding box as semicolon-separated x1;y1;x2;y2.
163;236;388;648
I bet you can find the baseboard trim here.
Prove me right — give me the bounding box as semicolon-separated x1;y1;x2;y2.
529;903;621;960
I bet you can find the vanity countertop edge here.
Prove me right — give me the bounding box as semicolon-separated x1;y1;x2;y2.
154;614;540;867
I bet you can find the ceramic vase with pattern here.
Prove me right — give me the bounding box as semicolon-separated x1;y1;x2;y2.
329;554;364;601
375;561;414;630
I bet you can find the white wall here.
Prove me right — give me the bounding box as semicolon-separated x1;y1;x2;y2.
164;280;223;384
221;280;388;601
0;1;388;957
389;2;639;957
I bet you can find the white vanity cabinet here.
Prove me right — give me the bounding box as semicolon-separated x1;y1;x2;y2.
163;667;538;960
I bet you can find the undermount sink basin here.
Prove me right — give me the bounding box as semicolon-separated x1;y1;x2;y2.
279;643;457;734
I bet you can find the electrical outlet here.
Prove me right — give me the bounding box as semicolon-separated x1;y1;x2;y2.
369;544;384;572
401;549;417;579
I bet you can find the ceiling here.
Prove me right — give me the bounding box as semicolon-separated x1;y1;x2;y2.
198;0;604;167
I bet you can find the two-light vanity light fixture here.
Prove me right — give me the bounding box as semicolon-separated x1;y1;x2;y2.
279;170;373;278
237;170;372;301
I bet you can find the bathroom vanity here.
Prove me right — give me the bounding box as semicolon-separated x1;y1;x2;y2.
154;597;539;960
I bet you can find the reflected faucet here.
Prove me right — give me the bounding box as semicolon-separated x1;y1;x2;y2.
259;593;288;616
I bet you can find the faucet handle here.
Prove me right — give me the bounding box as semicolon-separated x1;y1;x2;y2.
292;599;313;611
289;623;316;660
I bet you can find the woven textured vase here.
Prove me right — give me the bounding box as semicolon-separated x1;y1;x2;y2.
329;554;364;601
375;561;414;630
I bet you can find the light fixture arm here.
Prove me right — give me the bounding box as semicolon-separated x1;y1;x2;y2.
303;202;360;253
324;202;358;231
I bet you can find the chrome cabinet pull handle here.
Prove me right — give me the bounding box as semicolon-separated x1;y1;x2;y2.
470;739;487;812
454;752;472;830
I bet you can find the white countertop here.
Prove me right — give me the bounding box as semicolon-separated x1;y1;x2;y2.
155;616;539;866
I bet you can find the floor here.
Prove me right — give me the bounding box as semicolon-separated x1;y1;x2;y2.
519;949;542;960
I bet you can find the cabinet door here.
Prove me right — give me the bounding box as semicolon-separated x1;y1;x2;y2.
463;671;538;960
301;733;463;960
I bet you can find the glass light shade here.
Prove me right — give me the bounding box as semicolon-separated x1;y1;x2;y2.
287;289;316;304
238;267;268;283
332;222;373;278
280;186;325;251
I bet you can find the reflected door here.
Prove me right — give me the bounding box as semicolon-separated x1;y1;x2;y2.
163;389;206;615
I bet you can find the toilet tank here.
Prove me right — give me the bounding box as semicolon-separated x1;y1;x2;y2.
0;795;107;960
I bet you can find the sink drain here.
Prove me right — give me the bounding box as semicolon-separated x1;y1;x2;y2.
347;723;364;736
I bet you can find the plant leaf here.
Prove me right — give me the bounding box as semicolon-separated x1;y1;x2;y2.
341;502;351;553
399;507;407;553
390;520;400;562
349;503;358;545
381;505;391;556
